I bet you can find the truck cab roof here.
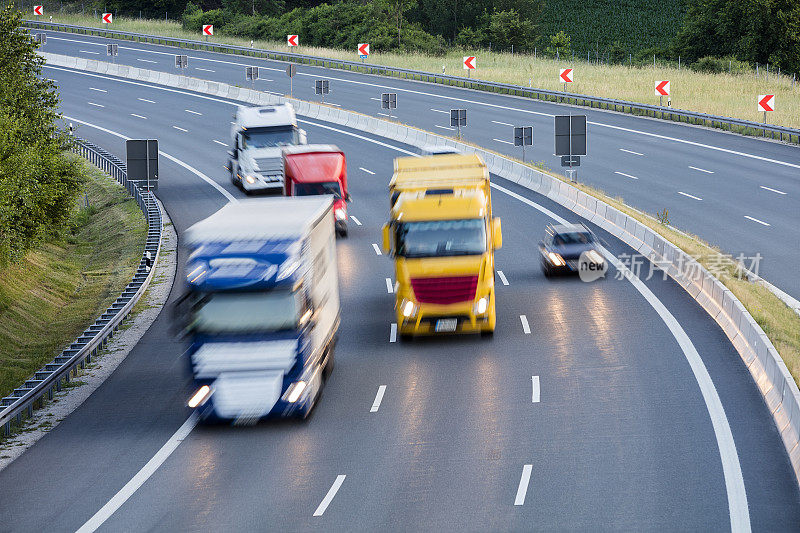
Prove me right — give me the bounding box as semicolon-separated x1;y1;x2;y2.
393;190;487;222
390;154;488;192
234;104;297;130
283;145;346;186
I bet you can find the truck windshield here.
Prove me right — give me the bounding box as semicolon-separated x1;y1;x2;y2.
395;219;486;258
192;290;302;334
242;126;298;148
293;181;341;199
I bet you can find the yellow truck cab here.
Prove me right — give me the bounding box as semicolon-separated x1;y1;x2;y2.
382;154;502;337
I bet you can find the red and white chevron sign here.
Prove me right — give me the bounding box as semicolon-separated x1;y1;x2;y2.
101;12;112;23
758;94;775;112
33;5;43;15
655;80;670;96
287;34;298;46
559;68;573;83
358;43;370;56
463;56;476;70
202;25;213;36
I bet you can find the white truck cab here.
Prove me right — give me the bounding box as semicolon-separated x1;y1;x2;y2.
227;104;307;193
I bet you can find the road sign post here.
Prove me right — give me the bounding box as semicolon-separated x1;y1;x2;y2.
450;109;467;139
358;43;370;63
126;139;159;192
463;56;476;78
315;79;330;104
758;94;774;125
106;43;118;64
202;25;213;42
655;80;670;106
381;92;397;119
175;54;188;75
287;34;298;47
286;64;297;97
34;33;46;45
560;68;573;92
101;13;112;24
246;66;259;89
514;126;533;162
554;115;587;182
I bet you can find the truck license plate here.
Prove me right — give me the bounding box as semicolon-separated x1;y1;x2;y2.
435;319;458;332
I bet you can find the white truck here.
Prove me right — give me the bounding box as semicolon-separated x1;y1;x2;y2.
226;103;307;194
179;196;339;422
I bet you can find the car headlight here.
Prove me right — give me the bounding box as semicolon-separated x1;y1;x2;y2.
586;249;605;265
285;381;307;403
548;252;566;266
334;208;346;220
245;175;256;184
474;297;488;315
401;299;417;318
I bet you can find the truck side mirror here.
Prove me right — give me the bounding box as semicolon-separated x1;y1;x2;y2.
381;224;391;255
227;150;237;159
492;218;502;250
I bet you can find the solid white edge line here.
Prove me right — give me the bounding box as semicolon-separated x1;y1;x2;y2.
493;138;514;145
678;191;703;201
531;376;540;403
759;186;786;195
744;215;771;227
492;120;514;126
689;165;714;174
496;270;509;286
386;278;394;293
614;171;638;180
370;385;387;412
619;148;644;156
349;215;362;225
520;315;531;334
76;413;198;533
514;465;533;506
359;167;375;175
313;475;346;516
372;243;382;255
389;323;397;343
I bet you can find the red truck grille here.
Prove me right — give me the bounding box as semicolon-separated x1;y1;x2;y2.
410;276;478;305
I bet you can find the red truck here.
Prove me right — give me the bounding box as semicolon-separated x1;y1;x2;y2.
283;145;350;237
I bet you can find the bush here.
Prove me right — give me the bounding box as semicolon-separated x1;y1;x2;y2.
693;56;751;75
455;26;487;50
488;9;537;52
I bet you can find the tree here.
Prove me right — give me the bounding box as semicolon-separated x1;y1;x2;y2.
545;30;571;57
488;9;537;52
378;0;418;47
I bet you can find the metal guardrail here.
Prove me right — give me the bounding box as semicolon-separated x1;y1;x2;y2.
23;19;800;145
0;137;162;437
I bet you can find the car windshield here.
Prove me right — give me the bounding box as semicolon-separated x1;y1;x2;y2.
395;219;486;258
293;181;341;199
242;126;298;148
553;231;594;245
191;290;301;334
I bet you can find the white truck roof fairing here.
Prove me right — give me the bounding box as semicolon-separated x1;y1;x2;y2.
184;197;332;246
235;104;297;130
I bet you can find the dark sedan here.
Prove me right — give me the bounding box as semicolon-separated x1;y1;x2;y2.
539;224;606;277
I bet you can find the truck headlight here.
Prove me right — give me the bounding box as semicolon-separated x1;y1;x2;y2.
245;175;256;184
474;297;488;315
548;252;566;266
401;299;417;318
334;208;346;221
187;385;211;408
285;381;307;403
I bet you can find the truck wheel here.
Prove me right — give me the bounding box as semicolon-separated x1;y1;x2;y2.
323;345;335;380
399;332;413;342
480;329;494;338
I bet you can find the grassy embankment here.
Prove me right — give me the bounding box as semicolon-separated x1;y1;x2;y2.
0;154;146;399
39;14;800;129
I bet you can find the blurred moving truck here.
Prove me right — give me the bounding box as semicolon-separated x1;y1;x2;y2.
283;144;351;237
179;197;339;422
382;154;501;337
226;103;307;194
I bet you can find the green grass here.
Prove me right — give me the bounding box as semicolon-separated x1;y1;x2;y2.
0;154;146;399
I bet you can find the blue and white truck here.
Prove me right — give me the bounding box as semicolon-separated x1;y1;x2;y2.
179;196;339;422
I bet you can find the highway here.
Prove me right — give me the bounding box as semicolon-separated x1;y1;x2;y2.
34;29;800;301
0;54;797;530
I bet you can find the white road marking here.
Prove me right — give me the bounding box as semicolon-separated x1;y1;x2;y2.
195;67;215;72
87;102;104;107
435;125;455;130
520;315;531;334
619;148;643;156
430;108;449;114
370;97;380;101
185;109;202;115
496;270;509;285
327;103;341;107
359;167;375;175
136;58;156;64
76;413;198;532
313;475;346;516
493;138;514;145
531;376;540;403
377;112;391;117
79;50;99;54
760;185;786;195
386;278;394;293
89;87;107;93
349;215;362;225
492;120;514;126
172;125;188;132
370;386;387;412
614;171;638;180
514;465;533;506
130;113;146;119
389;323;397;343
372;243;382;255
137;97;155;103
213;139;227;146
744;215;770;227
678;191;703;201
689;165;714;174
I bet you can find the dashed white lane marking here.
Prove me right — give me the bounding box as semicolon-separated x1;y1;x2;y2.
172;125;188;132
435;125;455;130
615;171;638;180
389;323;397;343
359;167;375;175
136;58;156;64
370;386;387;412
430;108;449;114
213;139;227;146
372;243;382;255
520;315;531;334
760;185;786;195
79;50;99;54
492;120;514;126
514;465;533;506
377;112;391;117
130;113;146;119
531;376;540;403
89;87;107;92
327;103;341;107
497;270;509;285
386;278;394;293
313;475;346;516
349;215;362;225
185;109;202;115
678;191;703;201
619;148;643;156
744;215;770;226
370;97;380;101
76;413;198;532
137;98;155;103
87;102;104;107
689;165;714;174
494;138;514;145
195;67;215;72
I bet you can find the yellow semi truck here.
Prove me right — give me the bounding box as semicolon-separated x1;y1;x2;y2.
381;154;502;337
